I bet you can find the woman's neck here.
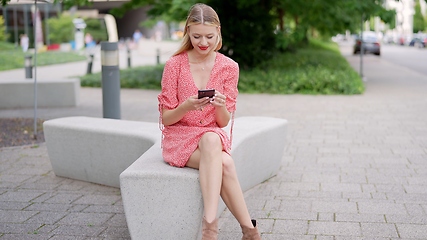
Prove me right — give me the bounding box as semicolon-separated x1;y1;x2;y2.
188;50;215;64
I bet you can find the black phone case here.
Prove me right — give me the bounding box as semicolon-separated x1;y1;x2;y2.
198;89;215;99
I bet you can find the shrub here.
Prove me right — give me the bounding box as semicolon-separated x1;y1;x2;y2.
84;18;108;43
0;16;9;41
46;14;74;44
238;43;364;95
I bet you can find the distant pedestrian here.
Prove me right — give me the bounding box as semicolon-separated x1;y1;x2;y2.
133;29;143;43
20;34;29;52
155;30;162;42
85;33;95;48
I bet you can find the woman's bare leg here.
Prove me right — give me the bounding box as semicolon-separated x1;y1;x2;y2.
219;153;254;228
186;133;254;228
186;132;223;222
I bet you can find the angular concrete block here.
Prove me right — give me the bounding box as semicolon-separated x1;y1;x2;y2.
44;116;159;187
0;78;80;109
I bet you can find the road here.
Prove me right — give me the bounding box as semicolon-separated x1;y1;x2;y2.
361;43;427;77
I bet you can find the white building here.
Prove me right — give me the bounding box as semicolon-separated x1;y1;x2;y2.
383;0;425;43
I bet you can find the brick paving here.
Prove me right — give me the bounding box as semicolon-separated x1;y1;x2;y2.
1;41;427;239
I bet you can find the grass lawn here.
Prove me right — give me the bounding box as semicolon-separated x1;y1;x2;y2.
0;42;87;71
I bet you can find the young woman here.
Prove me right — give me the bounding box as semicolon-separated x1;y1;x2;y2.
158;3;261;240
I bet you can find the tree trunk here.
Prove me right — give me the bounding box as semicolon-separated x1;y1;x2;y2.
277;8;284;31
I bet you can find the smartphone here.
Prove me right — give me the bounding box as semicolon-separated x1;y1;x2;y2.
198;89;215;99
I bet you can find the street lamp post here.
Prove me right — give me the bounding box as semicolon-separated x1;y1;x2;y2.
100;41;121;119
360;13;365;81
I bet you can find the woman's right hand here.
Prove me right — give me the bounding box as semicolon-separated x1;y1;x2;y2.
162;95;212;126
184;95;211;111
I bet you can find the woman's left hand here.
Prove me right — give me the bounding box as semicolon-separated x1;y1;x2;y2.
211;91;227;108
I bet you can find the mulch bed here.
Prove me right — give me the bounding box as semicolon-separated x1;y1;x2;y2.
0;118;45;148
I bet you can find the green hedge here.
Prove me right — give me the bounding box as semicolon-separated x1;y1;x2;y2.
239;48;364;95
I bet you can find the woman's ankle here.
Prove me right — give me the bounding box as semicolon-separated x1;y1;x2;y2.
204;216;217;223
240;219;256;228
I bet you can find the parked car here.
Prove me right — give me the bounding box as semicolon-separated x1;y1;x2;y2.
353;31;381;56
409;34;427;48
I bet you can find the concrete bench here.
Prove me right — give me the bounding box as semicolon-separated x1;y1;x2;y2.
43;116;287;239
43;116;159;188
0;78;79;109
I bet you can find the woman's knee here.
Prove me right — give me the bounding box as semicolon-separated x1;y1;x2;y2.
199;132;222;151
222;153;237;177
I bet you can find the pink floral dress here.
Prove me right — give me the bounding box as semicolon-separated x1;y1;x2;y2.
157;51;239;167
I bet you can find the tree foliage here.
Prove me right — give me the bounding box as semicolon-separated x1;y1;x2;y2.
110;0;195;20
46;14;74;44
413;0;425;33
208;0;276;69
0;16;8;41
111;0;277;68
273;0;395;37
1;0;418;68
0;0;91;9
108;0;398;68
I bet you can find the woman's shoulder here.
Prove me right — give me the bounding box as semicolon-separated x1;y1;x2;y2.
216;52;239;69
166;52;187;65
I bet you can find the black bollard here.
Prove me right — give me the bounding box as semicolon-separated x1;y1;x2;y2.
86;54;94;74
25;55;33;79
156;48;160;65
127;47;131;68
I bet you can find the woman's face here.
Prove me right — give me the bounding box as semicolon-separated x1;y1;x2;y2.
188;24;219;55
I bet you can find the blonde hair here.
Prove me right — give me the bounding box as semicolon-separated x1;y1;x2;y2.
173;3;222;56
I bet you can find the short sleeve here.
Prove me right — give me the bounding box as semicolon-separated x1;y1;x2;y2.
158;57;180;111
224;60;239;113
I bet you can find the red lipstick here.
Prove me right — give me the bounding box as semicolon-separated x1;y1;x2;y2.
199;46;208;51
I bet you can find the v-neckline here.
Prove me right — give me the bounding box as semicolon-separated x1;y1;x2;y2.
186;51;218;90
